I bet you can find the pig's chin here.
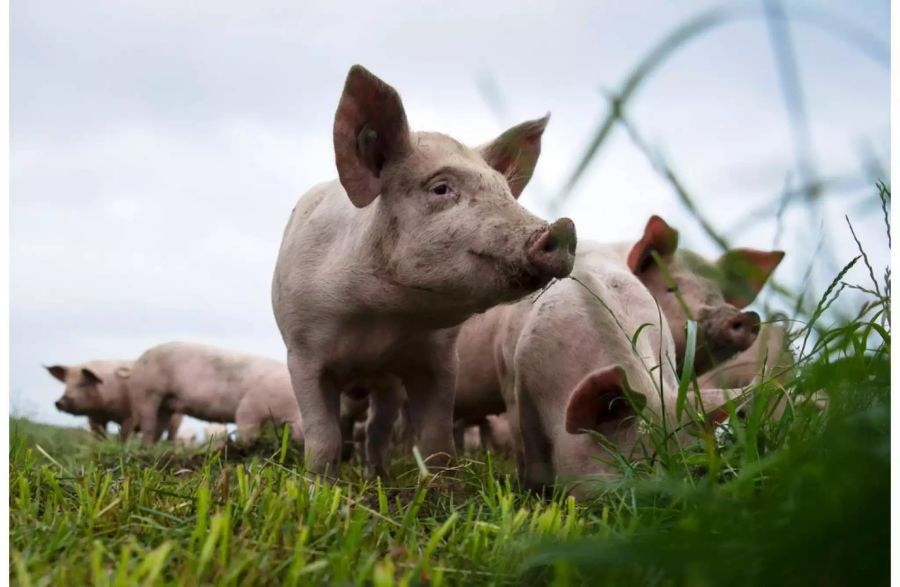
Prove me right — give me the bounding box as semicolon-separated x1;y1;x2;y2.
467;249;551;299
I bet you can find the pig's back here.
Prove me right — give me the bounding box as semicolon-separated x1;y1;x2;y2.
132;342;275;423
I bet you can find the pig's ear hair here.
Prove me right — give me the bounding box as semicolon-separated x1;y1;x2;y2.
716;249;785;308
627;215;680;274
564;366;646;435
44;365;68;383
114;366;132;379
333;64;412;208
479;113;550;199
81;368;104;386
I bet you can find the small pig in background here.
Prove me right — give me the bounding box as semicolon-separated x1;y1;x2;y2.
46;361;182;440
272;64;576;476
128;342;303;446
623;215;784;375
204;424;229;450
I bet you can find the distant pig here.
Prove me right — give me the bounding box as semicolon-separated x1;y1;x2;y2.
272;65;576;475
128;342;303;446
46;361;182;440
622;216;784;375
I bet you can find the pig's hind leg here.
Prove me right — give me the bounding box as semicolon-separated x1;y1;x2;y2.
401;361;457;470
364;382;404;478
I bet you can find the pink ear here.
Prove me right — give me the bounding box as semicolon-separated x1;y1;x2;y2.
716;249;785;308
333;65;412;208
627;215;680;274
479;114;550;198
45;365;68;383
564;366;644;434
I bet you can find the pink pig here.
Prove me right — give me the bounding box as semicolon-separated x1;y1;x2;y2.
271;65;576;475
128;342;302;446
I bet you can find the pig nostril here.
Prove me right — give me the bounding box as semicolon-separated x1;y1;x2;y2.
542;237;557;253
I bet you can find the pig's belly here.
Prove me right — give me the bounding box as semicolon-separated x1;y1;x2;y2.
165;387;240;423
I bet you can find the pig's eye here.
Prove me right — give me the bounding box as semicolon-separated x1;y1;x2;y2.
431;183;451;196
667;285;678;293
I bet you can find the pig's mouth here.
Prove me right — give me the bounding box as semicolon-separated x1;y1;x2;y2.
468;249;549;293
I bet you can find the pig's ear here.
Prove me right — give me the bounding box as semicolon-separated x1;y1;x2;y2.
627;215;680;274
81;368;104;386
716;249;784;308
45;365;68;383
564;366;646;434
333;64;412;208
114;366;132;380
479;114;549;199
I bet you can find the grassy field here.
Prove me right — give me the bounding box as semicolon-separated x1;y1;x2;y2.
9;260;891;585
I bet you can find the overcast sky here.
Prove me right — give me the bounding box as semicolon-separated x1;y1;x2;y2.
11;0;889;432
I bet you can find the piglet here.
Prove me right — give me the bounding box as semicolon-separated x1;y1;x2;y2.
272;65;576;475
623;216;783;375
128;342;302;446
45;361;182;440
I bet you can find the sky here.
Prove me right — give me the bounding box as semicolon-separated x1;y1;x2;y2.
10;0;890;433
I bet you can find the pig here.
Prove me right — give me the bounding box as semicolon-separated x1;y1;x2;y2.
45;361;182;440
697;322;793;390
622;216;784;376
128;342;303;446
451;215;783;435
271;65;576;476
499;241;744;496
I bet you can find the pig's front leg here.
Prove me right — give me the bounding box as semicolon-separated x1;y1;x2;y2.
119;417;135;441
288;349;341;475
402;360;458;470
88;418;108;438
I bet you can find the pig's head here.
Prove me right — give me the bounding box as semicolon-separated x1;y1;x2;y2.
45;364;130;415
627;216;784;374
333;65;577;312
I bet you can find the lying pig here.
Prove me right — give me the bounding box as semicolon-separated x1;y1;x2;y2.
271;65;576;475
46;361;182;440
451;215;783;444
501;241;744;495
128;342;303;446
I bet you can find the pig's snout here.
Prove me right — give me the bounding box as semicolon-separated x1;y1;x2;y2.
726;311;760;350
54;398;67;411
526;218;577;280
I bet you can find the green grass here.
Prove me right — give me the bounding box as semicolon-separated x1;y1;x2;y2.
9;274;890;586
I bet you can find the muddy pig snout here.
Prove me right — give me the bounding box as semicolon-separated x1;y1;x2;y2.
725;310;761;350
55;398;67;411
526;218;577;280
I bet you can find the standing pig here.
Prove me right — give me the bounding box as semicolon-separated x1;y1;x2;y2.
46;361;182;440
128;342;303;446
271;65;576;475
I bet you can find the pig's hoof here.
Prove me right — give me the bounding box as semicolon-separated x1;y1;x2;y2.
365;464;391;481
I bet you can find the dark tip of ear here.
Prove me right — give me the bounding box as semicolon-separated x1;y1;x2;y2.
348;64;373;78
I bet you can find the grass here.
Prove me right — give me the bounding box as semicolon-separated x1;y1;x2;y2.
9;230;891;585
